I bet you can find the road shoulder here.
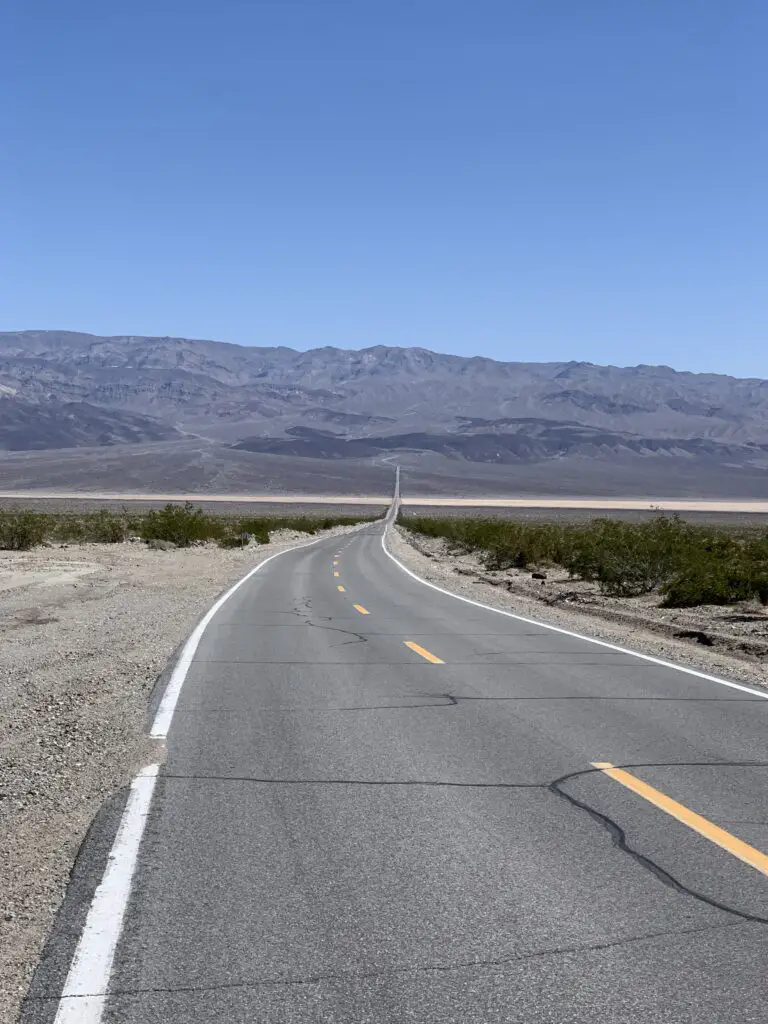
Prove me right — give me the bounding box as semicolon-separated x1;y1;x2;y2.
387;526;768;691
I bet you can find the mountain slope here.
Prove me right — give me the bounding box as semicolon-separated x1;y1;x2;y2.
0;331;766;496
0;395;181;450
2;330;767;445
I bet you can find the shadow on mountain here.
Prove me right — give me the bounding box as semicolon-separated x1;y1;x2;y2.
231;424;768;467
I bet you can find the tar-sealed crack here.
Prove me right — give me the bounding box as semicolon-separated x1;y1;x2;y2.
550;763;768;925
284;601;369;647
157;773;544;789
157;760;768;925
320;691;768;709
440;693;768;703
24;919;749;1001
334;694;457;712
23;762;768;1014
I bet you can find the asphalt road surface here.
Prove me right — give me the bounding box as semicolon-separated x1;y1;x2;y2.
28;521;768;1023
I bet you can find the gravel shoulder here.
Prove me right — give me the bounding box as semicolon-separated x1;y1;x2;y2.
389;526;768;690
0;528;357;1022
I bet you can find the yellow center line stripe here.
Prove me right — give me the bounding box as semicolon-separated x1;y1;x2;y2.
353;604;370;615
337;585;346;592
591;762;768;878
404;641;444;664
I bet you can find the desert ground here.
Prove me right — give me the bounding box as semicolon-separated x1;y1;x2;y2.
1;491;767;520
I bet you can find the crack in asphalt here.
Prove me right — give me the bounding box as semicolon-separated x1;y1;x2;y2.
550;763;768;925
353;692;768;706
284;602;370;647
440;693;768;702
157;773;545;789
330;693;459;712
255;603;370;646
26;920;748;1001
303;692;768;709
334;694;458;711
171;694;768;713
156;761;768;924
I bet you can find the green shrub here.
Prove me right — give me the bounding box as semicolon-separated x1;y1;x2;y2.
0;505;374;550
661;565;756;608
562;517;691;597
401;512;768;608
46;514;84;543
401;516;567;569
84;510;128;543
140;503;225;547
0;509;50;550
753;577;768;605
218;532;254;549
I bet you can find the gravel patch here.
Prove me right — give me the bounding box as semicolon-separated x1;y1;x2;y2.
388;526;768;691
0;526;359;1022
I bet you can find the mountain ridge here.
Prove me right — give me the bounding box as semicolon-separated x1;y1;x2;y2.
0;331;766;496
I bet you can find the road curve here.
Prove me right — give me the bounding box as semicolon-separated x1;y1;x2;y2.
26;521;768;1022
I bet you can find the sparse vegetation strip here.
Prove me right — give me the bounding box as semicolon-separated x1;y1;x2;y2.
399;513;768;609
0;502;375;551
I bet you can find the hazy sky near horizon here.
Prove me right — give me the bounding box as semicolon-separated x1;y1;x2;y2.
5;2;767;377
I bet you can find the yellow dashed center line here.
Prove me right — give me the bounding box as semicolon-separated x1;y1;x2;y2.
404;641;444;664
337;585;346;592
353;604;370;615
592;761;768;878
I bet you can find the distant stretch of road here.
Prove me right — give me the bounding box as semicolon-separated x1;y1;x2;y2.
25;516;768;1022
2;490;768;513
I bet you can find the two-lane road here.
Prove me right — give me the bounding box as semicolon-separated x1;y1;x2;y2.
33;521;768;1022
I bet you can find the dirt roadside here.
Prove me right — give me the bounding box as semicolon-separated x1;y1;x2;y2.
0;528;357;1022
389;526;768;690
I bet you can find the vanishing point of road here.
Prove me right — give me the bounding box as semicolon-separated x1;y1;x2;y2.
24;514;768;1022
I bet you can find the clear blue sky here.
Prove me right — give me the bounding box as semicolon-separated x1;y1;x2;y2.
5;1;767;377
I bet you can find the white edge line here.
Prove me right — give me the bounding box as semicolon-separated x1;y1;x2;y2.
151;525;369;737
381;526;768;701
53;764;160;1024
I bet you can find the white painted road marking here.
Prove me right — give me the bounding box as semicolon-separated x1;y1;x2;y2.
53;765;159;1024
151;528;369;737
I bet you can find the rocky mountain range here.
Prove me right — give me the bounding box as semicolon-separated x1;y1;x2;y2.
0;330;766;496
